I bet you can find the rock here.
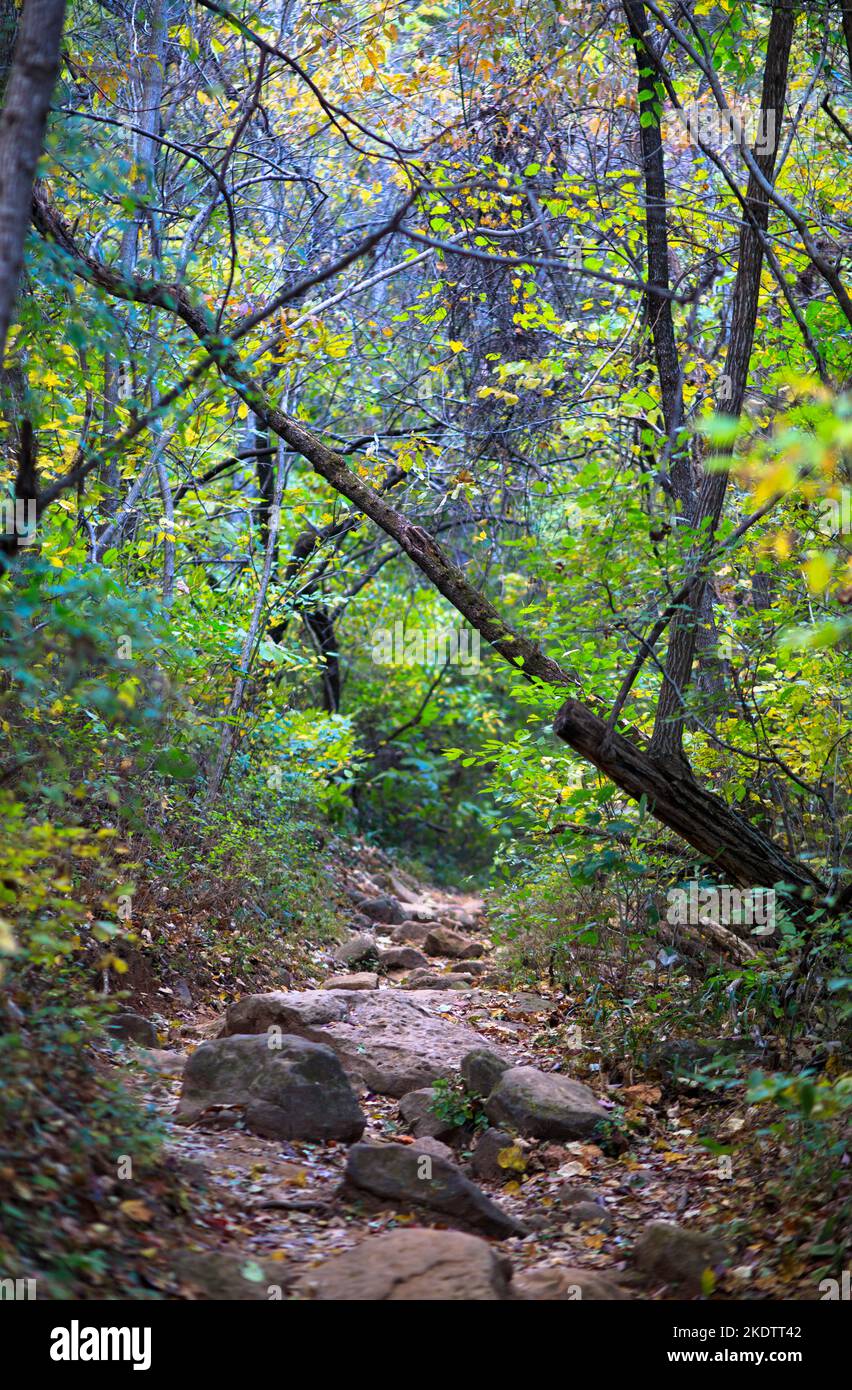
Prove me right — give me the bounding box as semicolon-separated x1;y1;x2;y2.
398;1087;458;1139
176;1033;366;1142
388;873;422;905
485;1066;607;1140
390;921;435;945
173;978;193;1007
404;970;474;990
633;1221;728;1295
295;1228;511;1300
107;1012;158;1046
412;1136;455;1164
645;1037;762;1083
509;993;552;1014
344;1142;526;1238
321;972;378;991
332;934;378;969
220;989;510;1097
356;894;406;925
461;1049;511;1098
423;926;485;959
449;959;488;975
133;1047;186;1075
470;1128;515;1184
379;946;428;971
557;1184;601;1206
445;910;478;929
174;1251;288;1301
565;1201;614;1233
513;1264;630;1301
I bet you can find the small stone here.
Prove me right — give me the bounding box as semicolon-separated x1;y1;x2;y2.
448;959;488;975
107;1012;158;1047
423;926;485;959
513;1263;630;1301
470;1128;515;1184
564;1201;614;1232
356;894;406;925
556;1184;601;1206
398;1088;458;1140
321;972;378;991
379;946;428;971
633;1221;728;1295
295;1228;511;1300
509;993;552;1014
412;1136;455;1164
332;934;378;970
344;1142;526;1238
461;1049;511;1098
390;921;435;945
175;1251;288;1300
405;970;474;990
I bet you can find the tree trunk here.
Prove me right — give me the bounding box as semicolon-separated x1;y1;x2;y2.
651;0;796;760
622;0;693;514
0;0;66;362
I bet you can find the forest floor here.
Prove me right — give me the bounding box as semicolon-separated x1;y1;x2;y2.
93;846;842;1304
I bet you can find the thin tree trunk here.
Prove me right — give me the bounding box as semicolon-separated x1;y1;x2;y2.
651;0;796;761
622;0;693;514
207;446;285;801
0;0;66;362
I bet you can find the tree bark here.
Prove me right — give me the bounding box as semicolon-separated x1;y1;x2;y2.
207;446;285;801
0;0;66;362
622;0;693;514
651;0;796;760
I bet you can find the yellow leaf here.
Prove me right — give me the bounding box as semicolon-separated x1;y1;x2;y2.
119;1199;153;1223
803;552;832;593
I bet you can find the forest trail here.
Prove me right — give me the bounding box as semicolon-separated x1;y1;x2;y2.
116;860;751;1302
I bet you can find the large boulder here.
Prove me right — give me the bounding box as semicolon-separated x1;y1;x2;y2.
344;1142;526;1239
513;1263;631;1301
485;1066;607;1140
220;989;511;1097
176;1033;366;1142
423;926;485;959
633;1222;728;1295
295;1228;511;1300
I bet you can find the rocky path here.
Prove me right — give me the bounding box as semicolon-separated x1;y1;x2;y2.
118;866;740;1300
